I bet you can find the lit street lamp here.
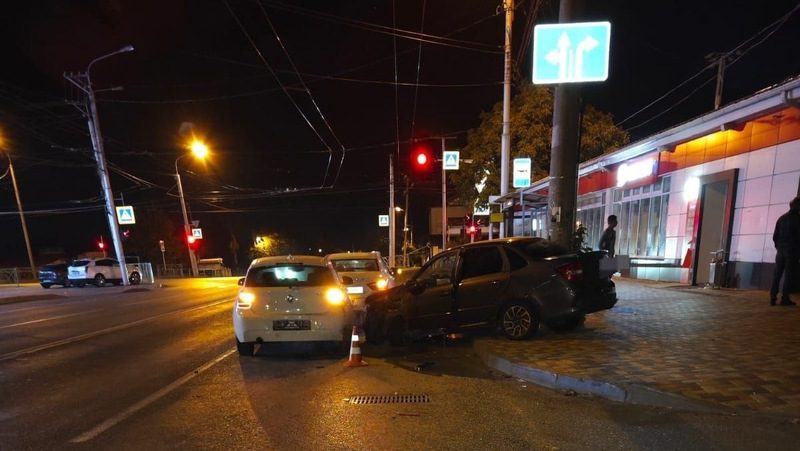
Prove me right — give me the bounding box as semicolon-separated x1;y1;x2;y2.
0;133;36;278
176;137;209;277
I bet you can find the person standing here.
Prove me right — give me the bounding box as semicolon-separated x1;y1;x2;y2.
599;215;618;258
769;196;800;306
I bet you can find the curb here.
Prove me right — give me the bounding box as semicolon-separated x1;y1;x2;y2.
473;339;727;414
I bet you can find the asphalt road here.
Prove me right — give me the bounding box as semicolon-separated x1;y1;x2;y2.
1;279;798;450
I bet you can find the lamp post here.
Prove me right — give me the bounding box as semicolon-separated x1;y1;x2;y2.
175;139;208;277
64;45;135;285
0;138;36;278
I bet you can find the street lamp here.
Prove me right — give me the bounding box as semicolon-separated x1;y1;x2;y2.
0;132;36;279
64;44;135;285
176;137;209;277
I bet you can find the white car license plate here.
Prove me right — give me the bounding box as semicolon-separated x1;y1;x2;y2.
346;286;364;294
273;320;311;331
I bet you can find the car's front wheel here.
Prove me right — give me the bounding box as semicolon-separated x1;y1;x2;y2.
94;274;106;287
40;283;51;289
129;272;141;285
500;301;539;340
236;338;254;356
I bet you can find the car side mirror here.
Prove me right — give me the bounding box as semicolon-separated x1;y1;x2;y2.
237;278;245;286
405;279;423;294
341;276;354;285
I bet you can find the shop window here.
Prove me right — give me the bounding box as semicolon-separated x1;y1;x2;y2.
612;176;670;257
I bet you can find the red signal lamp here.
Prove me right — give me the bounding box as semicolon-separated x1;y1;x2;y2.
411;147;433;171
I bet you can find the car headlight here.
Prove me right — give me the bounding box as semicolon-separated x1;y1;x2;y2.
237;291;255;310
375;278;389;290
325;287;346;305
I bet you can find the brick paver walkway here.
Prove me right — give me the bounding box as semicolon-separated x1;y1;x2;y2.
476;279;800;415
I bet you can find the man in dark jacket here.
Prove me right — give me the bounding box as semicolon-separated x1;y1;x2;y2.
769;196;800;306
599;215;618;258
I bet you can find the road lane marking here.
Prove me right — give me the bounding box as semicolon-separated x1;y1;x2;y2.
0;298;232;362
0;310;103;330
70;347;236;443
0;305;41;314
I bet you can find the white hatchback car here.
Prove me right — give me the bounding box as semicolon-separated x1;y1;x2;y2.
233;255;355;356
68;258;142;287
325;251;395;311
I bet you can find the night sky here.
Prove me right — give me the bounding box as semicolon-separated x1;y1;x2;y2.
1;0;799;267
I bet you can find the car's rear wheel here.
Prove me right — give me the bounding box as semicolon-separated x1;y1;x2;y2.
129;272;141;285
75;282;86;288
236;338;255;356
62;280;71;288
40;284;51;289
94;274;106;287
500;301;539;340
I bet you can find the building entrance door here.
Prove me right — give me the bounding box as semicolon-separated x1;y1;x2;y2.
692;169;738;286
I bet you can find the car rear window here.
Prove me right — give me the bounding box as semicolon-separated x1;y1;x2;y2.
246;264;336;287
510;239;569;259
330;259;379;272
70;260;90;267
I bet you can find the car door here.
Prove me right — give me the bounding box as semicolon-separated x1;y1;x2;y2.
404;251;459;333
454;245;509;328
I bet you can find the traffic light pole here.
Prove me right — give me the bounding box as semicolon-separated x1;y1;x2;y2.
441;137;447;250
175;169;199;277
389;154;396;267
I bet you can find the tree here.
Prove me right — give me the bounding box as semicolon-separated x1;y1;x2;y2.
451;83;629;206
250;233;294;259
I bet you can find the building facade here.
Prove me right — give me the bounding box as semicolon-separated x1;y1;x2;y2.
498;77;800;289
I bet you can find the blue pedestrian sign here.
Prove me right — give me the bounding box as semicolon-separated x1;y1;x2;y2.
443;151;460;170
513;158;532;188
378;214;390;227
532;21;611;84
115;206;136;225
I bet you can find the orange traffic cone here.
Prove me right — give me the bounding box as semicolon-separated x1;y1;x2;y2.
345;325;367;367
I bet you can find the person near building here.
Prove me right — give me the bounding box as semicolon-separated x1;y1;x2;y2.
599;215;618;258
769;196;800;306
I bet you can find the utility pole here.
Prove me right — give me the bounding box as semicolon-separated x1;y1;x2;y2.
548;0;582;249
389;154;396;267
403;176;410;266
64;45;134;285
706;52;729;110
438;136;457;250
3;154;36;277
499;0;514;238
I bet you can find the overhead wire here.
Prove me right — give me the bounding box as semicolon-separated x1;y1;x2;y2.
256;1;346;187
408;0;427;144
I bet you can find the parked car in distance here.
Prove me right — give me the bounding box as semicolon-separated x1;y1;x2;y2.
68;258;142;287
38;263;70;288
325;251;395;311
365;237;617;344
233;255;356;356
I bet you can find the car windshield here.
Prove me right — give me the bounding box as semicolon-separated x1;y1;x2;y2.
246;264;335;287
330;259;379;272
70;260;90;267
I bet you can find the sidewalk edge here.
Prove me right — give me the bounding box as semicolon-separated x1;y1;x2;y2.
474;339;728;414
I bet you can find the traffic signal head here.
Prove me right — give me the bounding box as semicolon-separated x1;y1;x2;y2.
97;241;105;250
187;235;199;250
411;146;433;171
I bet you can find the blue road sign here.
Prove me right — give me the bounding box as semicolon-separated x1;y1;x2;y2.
116;206;136;225
378;214;390;227
443;151;460;170
532;21;611;84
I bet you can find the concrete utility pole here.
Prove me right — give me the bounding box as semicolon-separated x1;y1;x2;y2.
707;52;729;110
499;0;514;238
403;176;410;266
3;154;36;277
548;0;582;249
64;45;134;285
389;154;396;267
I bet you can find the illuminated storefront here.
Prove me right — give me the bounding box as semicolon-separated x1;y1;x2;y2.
497;76;800;289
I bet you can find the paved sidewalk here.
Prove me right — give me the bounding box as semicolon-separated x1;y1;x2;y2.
475;278;800;416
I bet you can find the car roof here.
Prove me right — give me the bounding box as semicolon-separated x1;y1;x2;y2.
250;255;326;268
325;252;379;260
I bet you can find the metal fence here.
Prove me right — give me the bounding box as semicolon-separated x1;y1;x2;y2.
156;264;232;278
0;268;36;286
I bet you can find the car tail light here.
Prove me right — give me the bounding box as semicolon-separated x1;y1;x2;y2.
325;287;346;305
369;278;389;290
556;261;584;283
236;291;255;310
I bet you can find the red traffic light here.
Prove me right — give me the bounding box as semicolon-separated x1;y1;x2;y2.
97;241;105;250
467;225;477;234
187;235;199;250
411;147;433;171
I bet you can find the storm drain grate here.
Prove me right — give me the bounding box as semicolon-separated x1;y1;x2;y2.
347;394;431;405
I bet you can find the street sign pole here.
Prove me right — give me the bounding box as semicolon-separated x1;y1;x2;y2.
159;240;166;276
548;0;583;250
499;0;514;240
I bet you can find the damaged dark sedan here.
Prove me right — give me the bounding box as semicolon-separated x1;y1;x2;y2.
365;237;617;344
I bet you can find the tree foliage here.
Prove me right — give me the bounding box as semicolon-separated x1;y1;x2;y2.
452;83;629;206
250;232;295;259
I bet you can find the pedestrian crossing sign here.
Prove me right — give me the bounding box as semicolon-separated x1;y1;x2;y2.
116;206;136;225
443;151;460;170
